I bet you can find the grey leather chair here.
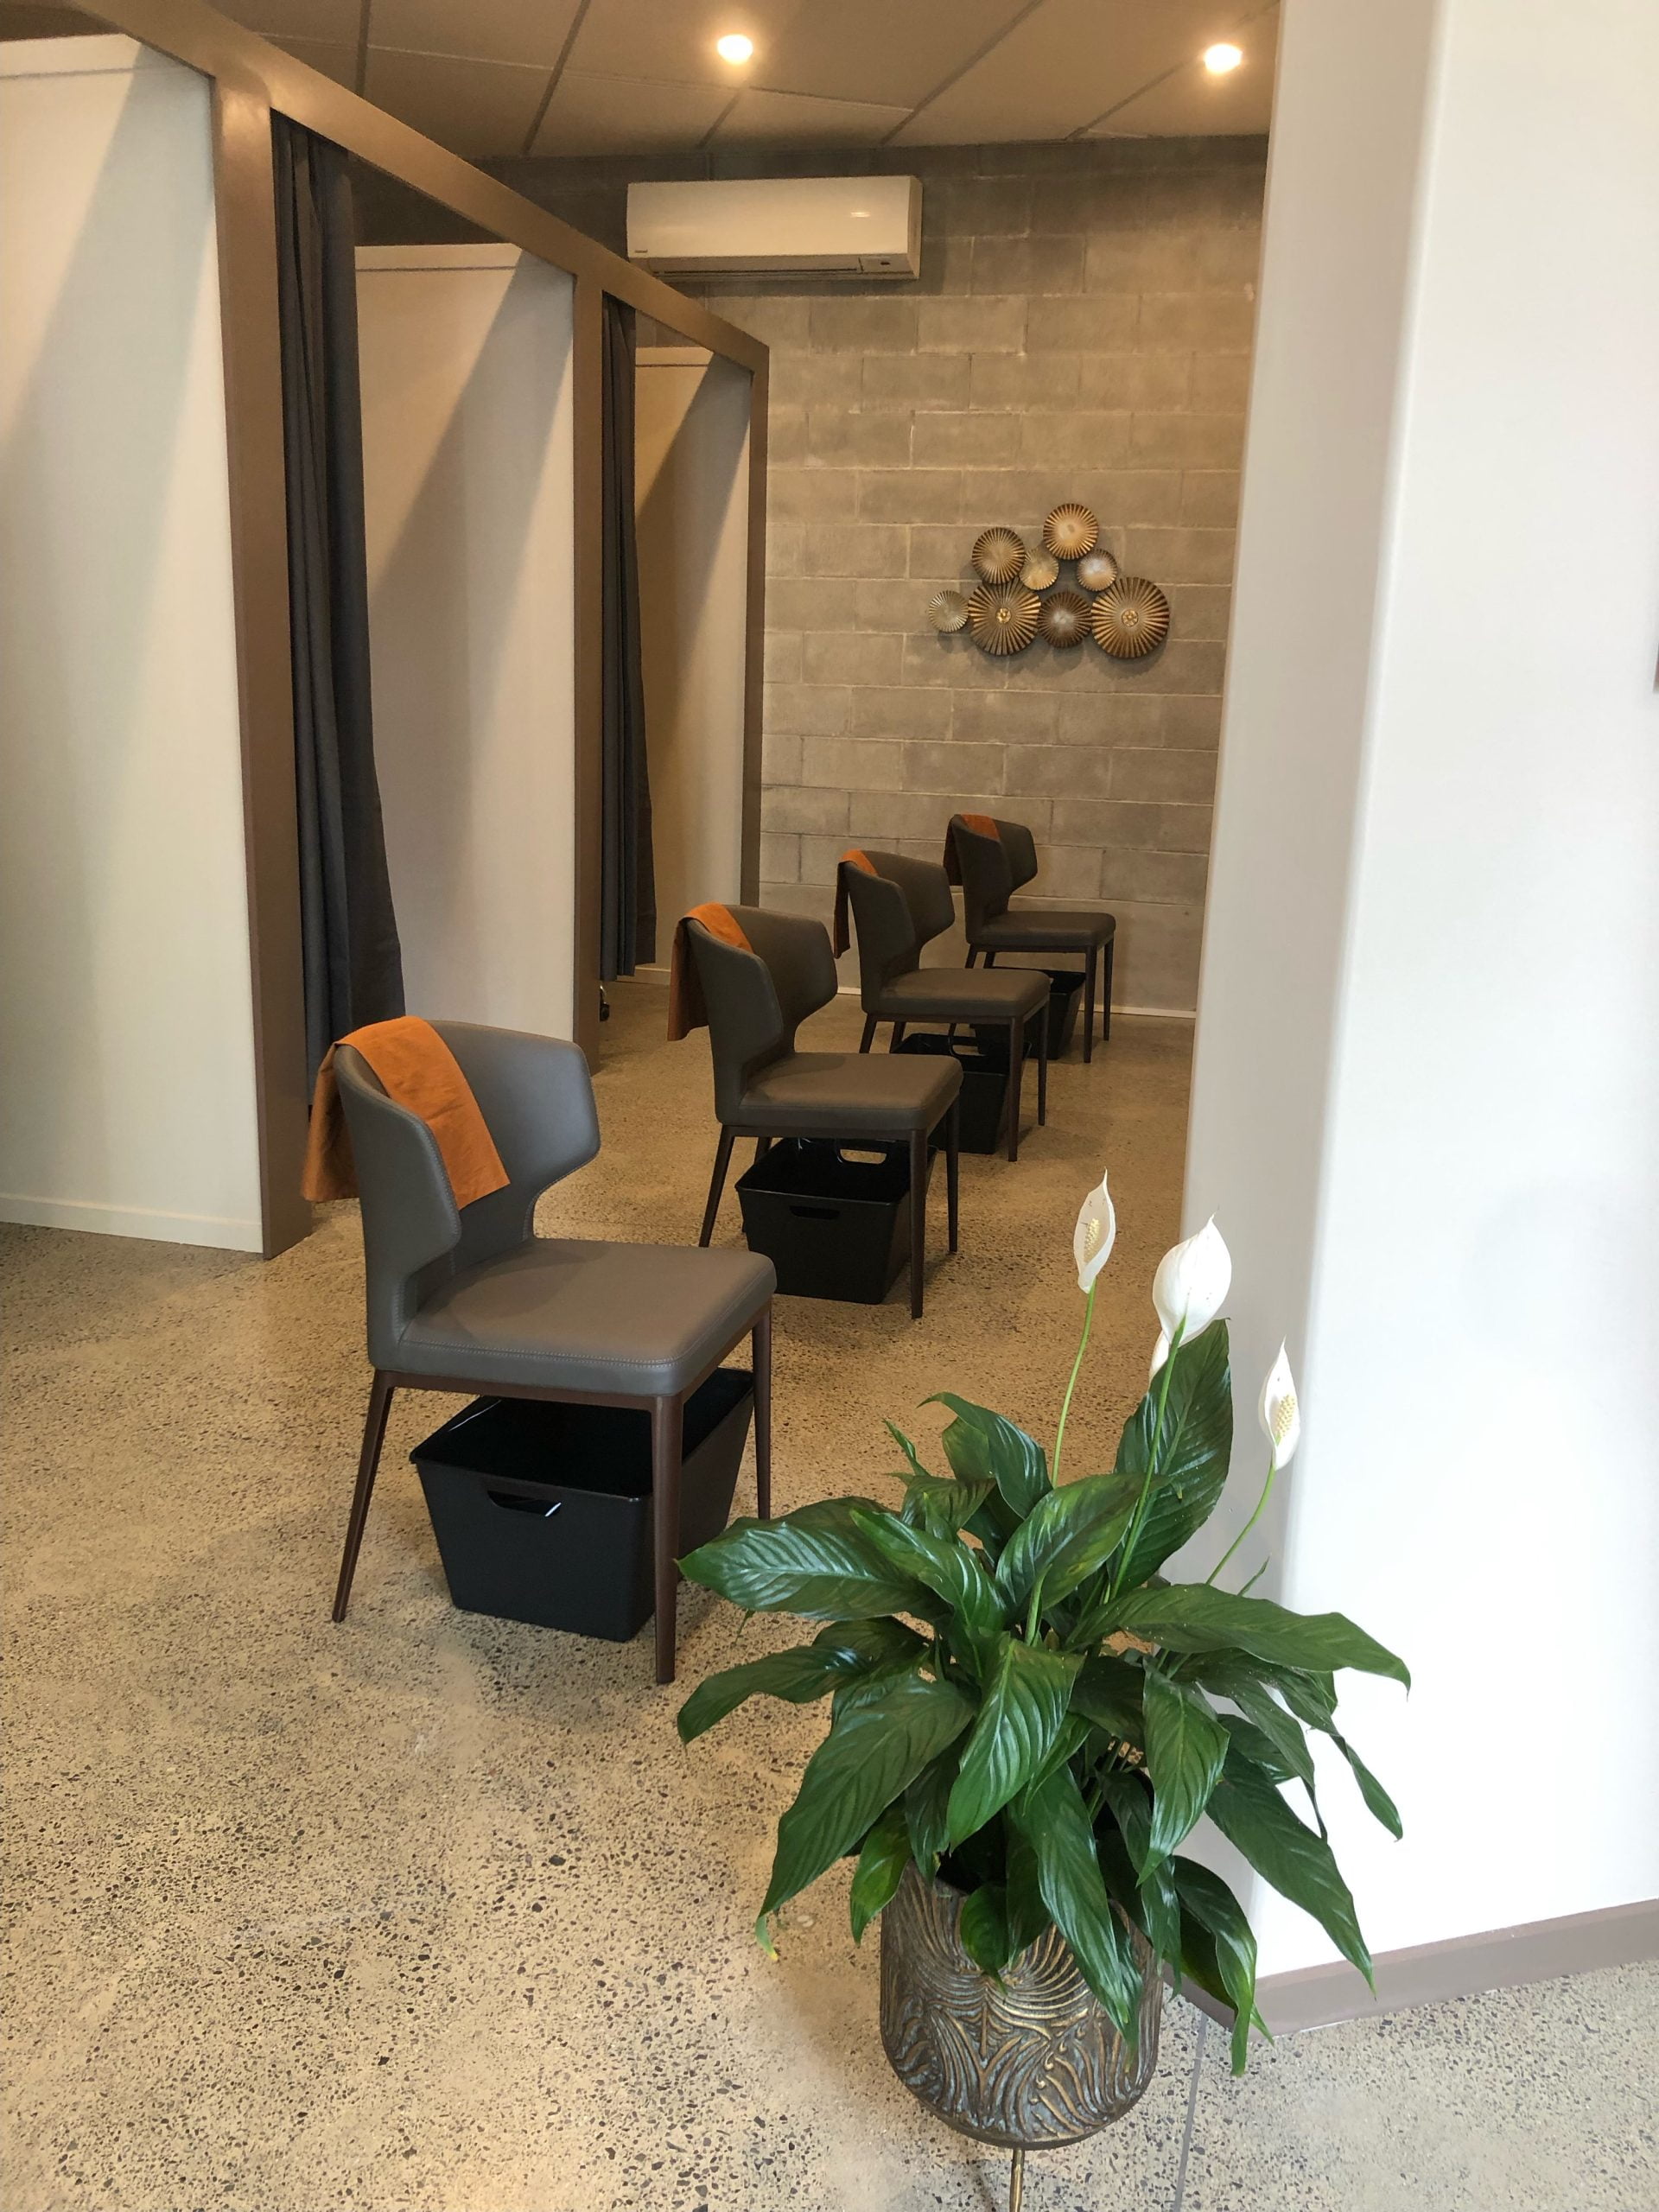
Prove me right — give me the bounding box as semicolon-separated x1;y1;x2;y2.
946;814;1117;1062
837;849;1048;1162
330;1020;774;1684
686;907;961;1319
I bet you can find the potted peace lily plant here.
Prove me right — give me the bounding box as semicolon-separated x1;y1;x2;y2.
677;1174;1408;2201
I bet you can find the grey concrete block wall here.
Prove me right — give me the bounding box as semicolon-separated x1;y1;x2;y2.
493;137;1268;1012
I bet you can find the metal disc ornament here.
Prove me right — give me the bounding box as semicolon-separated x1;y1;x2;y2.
1038;589;1090;649
967;582;1040;656
926;588;969;634
1042;503;1098;560
1076;549;1119;592
971;526;1026;584
1020;548;1059;590
1090;575;1171;659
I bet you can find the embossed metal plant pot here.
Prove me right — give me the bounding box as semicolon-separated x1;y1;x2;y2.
880;1866;1162;2152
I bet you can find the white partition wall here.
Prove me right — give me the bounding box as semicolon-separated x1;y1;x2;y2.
0;37;264;1252
356;245;577;1039
1185;0;1659;2000
634;346;751;937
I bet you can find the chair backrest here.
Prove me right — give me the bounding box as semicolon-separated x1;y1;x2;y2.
949;814;1040;937
688;906;837;1122
335;1020;601;1369
840;850;957;1001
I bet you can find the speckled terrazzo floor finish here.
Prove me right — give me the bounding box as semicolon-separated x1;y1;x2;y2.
4;985;1655;2212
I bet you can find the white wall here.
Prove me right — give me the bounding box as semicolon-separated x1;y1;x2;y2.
0;36;263;1252
1186;0;1659;1978
633;346;750;945
357;245;577;1039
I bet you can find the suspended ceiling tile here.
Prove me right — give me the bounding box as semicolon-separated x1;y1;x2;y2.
363;46;550;159
531;68;732;159
711;86;911;148
221;0;359;42
565;0;808;92
1090;6;1277;135
366;0;585;71
756;0;1030;108
893;0;1262;146
271;34;356;87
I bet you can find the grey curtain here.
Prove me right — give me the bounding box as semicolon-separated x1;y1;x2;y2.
274;118;404;1081
600;295;655;980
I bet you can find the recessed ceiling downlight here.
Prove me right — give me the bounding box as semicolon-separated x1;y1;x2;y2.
1204;41;1243;73
715;34;754;64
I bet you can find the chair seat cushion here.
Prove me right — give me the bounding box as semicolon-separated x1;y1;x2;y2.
872;966;1048;1024
738;1050;961;1138
396;1238;774;1398
973;906;1116;954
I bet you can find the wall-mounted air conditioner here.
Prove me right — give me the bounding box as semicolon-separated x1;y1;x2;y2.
626;175;922;280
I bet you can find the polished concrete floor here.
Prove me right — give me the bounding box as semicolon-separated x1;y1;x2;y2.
4;986;1655;2211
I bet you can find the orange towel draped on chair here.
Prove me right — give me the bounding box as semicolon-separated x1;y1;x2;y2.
667;903;753;1041
943;813;1001;883
302;1015;509;1208
831;847;878;957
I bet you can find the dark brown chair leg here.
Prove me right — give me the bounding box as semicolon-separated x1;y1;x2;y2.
751;1304;772;1520
332;1371;394;1623
889;1021;907;1052
753;1135;771;1166
1005;1017;1022;1163
1101;938;1116;1042
965;947;979;969
699;1127;735;1246
945;1102;960;1255
652;1394;685;1685
1083;946;1098;1065
983;950;997;969
1037;1007;1050;1126
858;1013;878;1052
908;1128;927;1320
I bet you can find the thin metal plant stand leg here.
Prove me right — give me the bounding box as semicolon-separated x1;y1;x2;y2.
1008;2146;1026;2211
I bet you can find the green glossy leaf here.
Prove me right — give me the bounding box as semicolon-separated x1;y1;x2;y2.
851;1509;1007;1653
1218;1711;1302;1788
993;1474;1139;1611
677;1617;925;1743
963;1491;1019;1562
1192;1657;1400;1838
1141;1669;1229;1861
1171;1858;1260;2074
885;1420;931;1481
899;1473;995;1538
761;1673;973;1920
1181;1656;1316;1788
929;1395;1051;1518
1107;1585;1411;1689
1010;1763;1141;2038
1205;1759;1373;1986
849;1805;911;1942
958;1884;1015;1977
1070;1654;1146;1747
1004;1815;1049;1955
1097;1770;1154;1879
1096;1786;1181;1965
1112;1319;1234;1586
681;1498;941;1624
905;1744;960;1872
1331;1729;1402;1839
946;1637;1082;1845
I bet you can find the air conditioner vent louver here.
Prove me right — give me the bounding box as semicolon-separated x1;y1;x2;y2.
627;175;922;281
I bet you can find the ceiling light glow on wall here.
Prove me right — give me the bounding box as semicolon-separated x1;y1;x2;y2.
1204;41;1243;73
715;35;754;64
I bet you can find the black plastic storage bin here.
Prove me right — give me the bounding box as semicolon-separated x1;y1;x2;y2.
898;1033;1008;1155
410;1369;753;1642
736;1137;912;1303
973;969;1085;1065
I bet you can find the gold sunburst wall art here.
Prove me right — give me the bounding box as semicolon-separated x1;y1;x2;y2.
931;506;1170;664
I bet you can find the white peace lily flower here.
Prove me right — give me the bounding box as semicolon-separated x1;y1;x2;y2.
1151;1216;1232;1344
1257;1343;1301;1468
1148;1331;1171;1383
1072;1168;1117;1293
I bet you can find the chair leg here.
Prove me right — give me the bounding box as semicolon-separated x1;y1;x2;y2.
1007;1015;1025;1163
858;1014;878;1053
1037;1006;1050;1126
982;950;997;969
1102;938;1116;1042
889;1021;907;1052
908;1128;927;1320
699;1126;735;1246
965;947;979;969
332;1371;394;1623
652;1394;685;1686
1083;946;1098;1065
753;1135;771;1166
751;1303;772;1520
945;1102;960;1255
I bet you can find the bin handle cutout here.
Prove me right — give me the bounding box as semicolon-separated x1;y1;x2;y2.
487;1491;563;1517
788;1203;839;1221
